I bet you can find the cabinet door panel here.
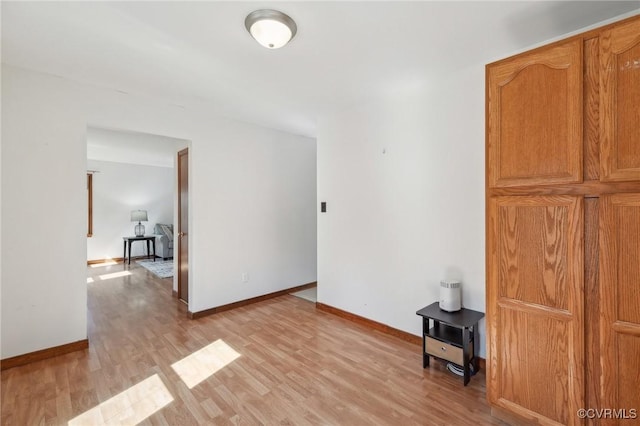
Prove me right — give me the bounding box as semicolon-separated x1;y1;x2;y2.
600;194;640;425
499;309;571;424
487;40;582;187
487;195;584;425
600;19;640;181
497;204;569;309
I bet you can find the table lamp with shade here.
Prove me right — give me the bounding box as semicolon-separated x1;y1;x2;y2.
131;210;148;237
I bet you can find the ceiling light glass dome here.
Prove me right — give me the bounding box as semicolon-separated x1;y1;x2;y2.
245;9;297;49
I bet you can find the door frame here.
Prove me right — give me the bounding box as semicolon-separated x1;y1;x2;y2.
177;148;189;305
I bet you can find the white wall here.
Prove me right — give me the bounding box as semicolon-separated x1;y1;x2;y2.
316;10;640;362
1;65;317;358
317;64;487;355
189;121;317;311
87;159;174;261
2;67;88;358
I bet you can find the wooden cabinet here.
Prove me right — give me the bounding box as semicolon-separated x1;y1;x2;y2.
486;15;640;426
487;196;584;425
487;40;583;188
599;194;640;424
600;20;640;182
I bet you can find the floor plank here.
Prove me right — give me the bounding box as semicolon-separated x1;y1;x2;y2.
1;262;505;425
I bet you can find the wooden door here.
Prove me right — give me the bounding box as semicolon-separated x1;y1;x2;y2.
178;148;189;304
599;194;640;425
487;40;583;188
600;19;640;182
487;195;584;425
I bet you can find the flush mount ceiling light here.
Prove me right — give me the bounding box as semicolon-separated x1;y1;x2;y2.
245;9;297;49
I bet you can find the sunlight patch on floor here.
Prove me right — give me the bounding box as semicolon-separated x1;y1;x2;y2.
97;271;132;281
171;339;241;389
67;374;173;426
87;277;94;283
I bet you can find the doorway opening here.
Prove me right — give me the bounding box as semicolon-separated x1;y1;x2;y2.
86;126;191;308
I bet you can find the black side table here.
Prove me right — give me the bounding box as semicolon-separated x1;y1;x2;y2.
123;236;156;265
416;302;484;385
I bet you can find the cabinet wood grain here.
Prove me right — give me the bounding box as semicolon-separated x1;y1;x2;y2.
487;196;584;425
599;194;640;425
600;19;640;181
584;198;601;414
487;40;583;188
584;37;600;181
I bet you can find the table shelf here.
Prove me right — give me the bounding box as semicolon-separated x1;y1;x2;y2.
426;323;467;348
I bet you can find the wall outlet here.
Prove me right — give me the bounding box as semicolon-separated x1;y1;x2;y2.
241;273;249;283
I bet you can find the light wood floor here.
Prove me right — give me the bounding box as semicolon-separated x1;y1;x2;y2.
1;262;504;425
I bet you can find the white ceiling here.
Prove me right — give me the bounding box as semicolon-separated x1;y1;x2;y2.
2;1;639;138
87;127;188;168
